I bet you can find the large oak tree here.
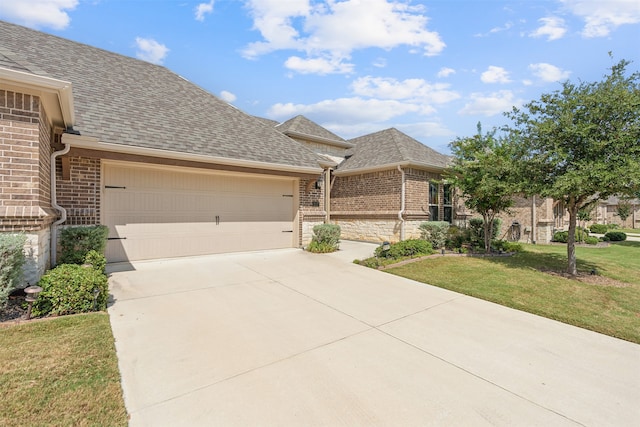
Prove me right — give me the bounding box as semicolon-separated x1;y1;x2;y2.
506;59;640;276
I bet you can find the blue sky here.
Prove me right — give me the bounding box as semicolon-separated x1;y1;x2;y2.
1;1;638;154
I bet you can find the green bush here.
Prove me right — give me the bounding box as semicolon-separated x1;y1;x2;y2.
607;223;620;230
604;231;627;241
552;229;589;243
468;218;501;247
585;236;600;245
307;224;341;253
589;224;608;234
445;225;469;249
84;250;107;274
0;233;27;307
354;257;383;269
375;239;434;259
32;264;109;317
491;240;524;253
419;221;450;249
59;225;109;265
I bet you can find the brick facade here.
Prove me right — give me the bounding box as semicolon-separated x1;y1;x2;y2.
298;177;325;245
56;155;101;225
331;170;401;213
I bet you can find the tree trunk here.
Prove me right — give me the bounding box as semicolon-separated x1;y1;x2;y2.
567;202;579;277
483;213;492;252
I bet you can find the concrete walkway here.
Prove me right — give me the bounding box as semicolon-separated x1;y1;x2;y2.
107;241;640;426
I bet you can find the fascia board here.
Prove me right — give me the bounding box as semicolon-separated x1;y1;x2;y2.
62;133;324;175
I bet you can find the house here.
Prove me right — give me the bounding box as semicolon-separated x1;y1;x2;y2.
0;20;326;285
596;196;639;228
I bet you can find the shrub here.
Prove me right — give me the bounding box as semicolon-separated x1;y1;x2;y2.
468;218;502;247
419;221;450;249
0;233;27;307
32;264;109;317
445;225;469;249
585;236;600;245
607;223;620;230
552;229;589;243
307;224;341;253
354;257;383;269
59;225;109;265
84;250;107;273
491;240;524;253
375;239;433;259
604;231;627;242
589;224;608;234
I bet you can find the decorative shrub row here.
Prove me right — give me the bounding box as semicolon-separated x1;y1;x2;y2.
307;224;341;253
0;234;27;307
589;223;621;234
375;239;434;259
552;228;590;243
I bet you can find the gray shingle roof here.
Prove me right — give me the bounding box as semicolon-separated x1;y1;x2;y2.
0;21;321;170
276;115;346;143
338;128;451;172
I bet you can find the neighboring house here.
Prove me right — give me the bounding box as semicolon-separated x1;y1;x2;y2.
596;196;640;228
0;21;325;285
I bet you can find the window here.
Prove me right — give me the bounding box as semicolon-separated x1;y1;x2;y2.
443;184;452;223
429;182;439;221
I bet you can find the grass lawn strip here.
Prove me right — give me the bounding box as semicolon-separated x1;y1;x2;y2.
0;313;128;427
386;242;640;344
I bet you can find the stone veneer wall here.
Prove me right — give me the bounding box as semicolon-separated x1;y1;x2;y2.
0;90;56;285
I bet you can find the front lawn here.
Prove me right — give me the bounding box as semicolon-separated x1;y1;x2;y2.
386;242;640;344
0;313;128;426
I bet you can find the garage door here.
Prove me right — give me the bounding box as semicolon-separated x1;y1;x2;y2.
103;162;298;263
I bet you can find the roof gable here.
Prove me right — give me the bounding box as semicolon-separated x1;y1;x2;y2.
0;21;321;171
337;128;450;173
276;115;346;144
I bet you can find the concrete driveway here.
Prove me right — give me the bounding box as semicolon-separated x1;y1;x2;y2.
107;241;640;426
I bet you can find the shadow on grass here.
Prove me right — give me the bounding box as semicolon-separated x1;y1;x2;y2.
482;250;601;276
614;241;640;248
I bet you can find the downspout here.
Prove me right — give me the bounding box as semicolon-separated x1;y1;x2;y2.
50;141;71;267
397;165;405;241
324;168;331;224
531;195;537;244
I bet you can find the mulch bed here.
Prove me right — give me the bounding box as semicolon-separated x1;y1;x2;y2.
0;297;28;326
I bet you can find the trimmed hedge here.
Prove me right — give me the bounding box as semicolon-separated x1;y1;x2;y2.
604;231;627;242
59;225;109;265
589;224;609;234
375;239;434;259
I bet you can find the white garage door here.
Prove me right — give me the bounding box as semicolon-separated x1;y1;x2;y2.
103;162;298;263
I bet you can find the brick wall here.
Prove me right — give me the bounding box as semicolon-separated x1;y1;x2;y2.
298;177;325;245
331;169;401;213
56;156;101;225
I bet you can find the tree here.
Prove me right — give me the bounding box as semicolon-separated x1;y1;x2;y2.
447;123;516;252
506;59;640;276
616;199;632;223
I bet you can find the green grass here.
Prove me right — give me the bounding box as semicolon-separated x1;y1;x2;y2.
386;242;640;344
0;313;128;426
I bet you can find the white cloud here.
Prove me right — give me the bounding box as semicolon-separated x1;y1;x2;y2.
437;67;456;78
135;37;169;65
351;76;460;105
195;1;214;22
242;0;445;75
0;0;78;30
459;90;522;117
373;57;387;68
220;90;237;103
561;0;640;37
481;66;512;84
284;55;354;75
268;97;421;123
475;21;513;37
530;16;567;40
529;63;571;82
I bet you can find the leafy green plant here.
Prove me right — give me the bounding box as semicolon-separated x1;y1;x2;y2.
32;264;108;317
375;239;433;259
491;240;524;253
307;224;341;253
585;236;600;245
589;224;609;234
469;218;501;248
419;221;450;249
84;250;107;274
604;231;627;242
445;225;469;249
59;225;109;265
0;233;27;307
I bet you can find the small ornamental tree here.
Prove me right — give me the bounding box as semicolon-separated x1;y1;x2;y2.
616;200;632;223
506;59;640;276
447;123;516;252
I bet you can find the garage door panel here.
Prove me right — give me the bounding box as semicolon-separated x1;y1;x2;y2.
104;164;297;262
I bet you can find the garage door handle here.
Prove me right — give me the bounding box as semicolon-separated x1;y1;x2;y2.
282;230;293;233
215;215;220;225
108;237;127;240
